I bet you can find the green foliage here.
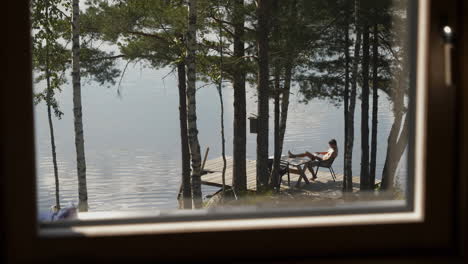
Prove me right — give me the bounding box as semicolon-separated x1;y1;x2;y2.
295;0;408;106
196;0;257;86
82;0;189;70
31;0;71;118
80;45;121;86
32;0;121;115
30;0;410;114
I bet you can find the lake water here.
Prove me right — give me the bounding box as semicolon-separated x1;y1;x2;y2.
34;62;406;212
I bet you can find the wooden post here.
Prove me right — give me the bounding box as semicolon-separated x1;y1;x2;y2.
201;147;210;172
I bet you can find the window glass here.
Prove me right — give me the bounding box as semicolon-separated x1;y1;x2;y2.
32;0;417;223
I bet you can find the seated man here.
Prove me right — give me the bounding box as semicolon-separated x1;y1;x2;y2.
288;139;338;181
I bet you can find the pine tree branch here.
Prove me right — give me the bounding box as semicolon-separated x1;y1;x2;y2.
85;54;126;62
126;30;170;43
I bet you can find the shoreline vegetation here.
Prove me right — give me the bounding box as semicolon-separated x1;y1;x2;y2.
204;185;403;209
33;0;411;214
202;169;404;209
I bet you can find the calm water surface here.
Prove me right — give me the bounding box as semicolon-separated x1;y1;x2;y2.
35;62;405;212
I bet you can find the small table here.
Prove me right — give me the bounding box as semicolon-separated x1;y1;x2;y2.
280;156;311;187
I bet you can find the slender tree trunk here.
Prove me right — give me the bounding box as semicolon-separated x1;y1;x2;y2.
256;0;271;192
381;113;409;190
278;64;292;157
381;72;408;191
217;15;227;195
270;0;281;190
232;0;247;194
217;84;227;194
271;70;281;189
44;1;60;211
345;0;362;192
186;0;203;208
370;22;379;188
381;111;401;190
46;102;60;210
177;62;192;209
343;1;351;192
278;0;296;159
46;53;60;210
381;5;410;191
72;0;88;212
360;12;371;191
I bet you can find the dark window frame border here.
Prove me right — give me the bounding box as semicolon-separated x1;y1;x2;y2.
1;0;466;263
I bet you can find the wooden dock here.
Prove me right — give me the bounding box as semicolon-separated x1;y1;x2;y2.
202;156;257;190
201;156;364;192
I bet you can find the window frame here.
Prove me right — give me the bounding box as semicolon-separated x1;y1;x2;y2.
2;0;466;262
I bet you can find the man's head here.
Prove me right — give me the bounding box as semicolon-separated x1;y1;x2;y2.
328;139;337;148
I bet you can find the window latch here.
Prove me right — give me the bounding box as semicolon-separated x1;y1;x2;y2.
442;25;454;87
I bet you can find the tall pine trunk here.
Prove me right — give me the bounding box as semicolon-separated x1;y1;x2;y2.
381;114;409;190
46;53;60;211
381;72;409;191
46;102;60;210
217;84;227;194
278;1;296;159
370;23;379;188
271;70;281;189
360;12;371;191
177;62;192;209
72;0;88;212
343;1;351;192
381;25;409;191
232;0;247;194
278;64;292;157
217;16;227;195
345;0;362;192
186;0;203;208
270;0;281;190
45;1;60;211
256;0;271;192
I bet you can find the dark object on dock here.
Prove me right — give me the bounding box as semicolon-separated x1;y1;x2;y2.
268;158;290;187
282;156;312;186
248;115;257;133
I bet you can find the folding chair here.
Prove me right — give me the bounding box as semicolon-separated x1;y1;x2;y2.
313;157;337;182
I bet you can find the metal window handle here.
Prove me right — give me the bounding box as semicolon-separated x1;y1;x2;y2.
442;26;454;87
